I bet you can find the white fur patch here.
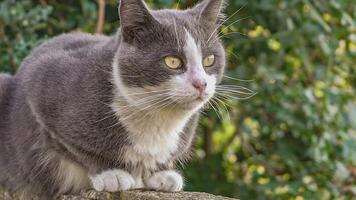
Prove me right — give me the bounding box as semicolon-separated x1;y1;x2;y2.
57;158;89;193
184;29;203;68
114;102;193;170
89;169;135;192
145;170;184;191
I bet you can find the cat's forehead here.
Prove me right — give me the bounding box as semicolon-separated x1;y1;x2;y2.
151;10;208;46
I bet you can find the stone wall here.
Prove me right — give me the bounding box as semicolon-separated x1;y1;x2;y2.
1;189;238;200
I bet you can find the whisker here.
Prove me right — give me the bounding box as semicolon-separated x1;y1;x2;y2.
217;16;251;37
118;90;169;102
117;91;172;109
120;95;175;124
207;101;222;121
102;90;174;129
210;31;248;44
209;16;251;46
119;95;172;122
125;89;171;96
206;2;248;44
94;113;116;124
226;49;240;60
119;75;142;78
217;86;254;91
211;98;229;121
109;93;172;124
216;86;255;93
216;92;258;101
216;90;254;96
217;84;254;89
96;99;112;108
199;110;208;116
141;95;172;110
216;89;255;95
214;95;231;110
166;96;188;114
93;65;112;75
223;75;255;82
216;85;254;89
223;31;248;37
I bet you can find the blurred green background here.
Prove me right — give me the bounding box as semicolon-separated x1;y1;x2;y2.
0;0;355;199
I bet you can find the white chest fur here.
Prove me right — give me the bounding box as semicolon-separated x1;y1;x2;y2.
119;108;192;170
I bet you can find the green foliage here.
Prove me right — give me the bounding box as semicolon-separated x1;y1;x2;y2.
0;0;355;199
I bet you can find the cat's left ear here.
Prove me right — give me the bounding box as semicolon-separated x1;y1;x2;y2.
119;0;159;43
191;0;226;29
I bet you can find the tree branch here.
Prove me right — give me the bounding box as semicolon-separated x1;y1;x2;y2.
96;0;106;33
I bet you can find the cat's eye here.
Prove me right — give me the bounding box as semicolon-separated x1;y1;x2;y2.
203;55;215;67
165;56;183;69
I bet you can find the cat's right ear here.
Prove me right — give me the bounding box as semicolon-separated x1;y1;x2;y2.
190;0;226;31
119;0;158;43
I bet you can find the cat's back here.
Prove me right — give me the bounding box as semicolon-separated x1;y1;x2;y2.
31;32;110;57
14;32;118;92
16;32;115;77
10;32;118;124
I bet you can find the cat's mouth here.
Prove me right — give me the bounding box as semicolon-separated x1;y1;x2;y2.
172;93;211;110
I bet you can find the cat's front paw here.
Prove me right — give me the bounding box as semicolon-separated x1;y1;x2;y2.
89;169;135;192
145;170;183;192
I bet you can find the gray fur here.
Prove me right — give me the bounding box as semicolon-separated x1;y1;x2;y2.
0;0;226;199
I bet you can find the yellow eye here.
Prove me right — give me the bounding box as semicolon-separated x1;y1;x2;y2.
203;55;215;67
165;56;182;69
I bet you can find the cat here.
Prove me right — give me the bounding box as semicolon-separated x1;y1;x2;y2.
0;0;226;198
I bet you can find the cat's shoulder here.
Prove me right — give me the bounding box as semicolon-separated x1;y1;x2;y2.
33;32;110;54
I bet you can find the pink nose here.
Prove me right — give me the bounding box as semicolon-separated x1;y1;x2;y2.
192;81;207;93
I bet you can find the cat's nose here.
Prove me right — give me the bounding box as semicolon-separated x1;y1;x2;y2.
192;80;207;93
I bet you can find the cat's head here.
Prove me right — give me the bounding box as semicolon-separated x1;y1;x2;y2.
113;0;226;112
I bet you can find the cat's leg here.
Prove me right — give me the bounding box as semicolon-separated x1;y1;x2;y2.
89;169;136;192
144;170;184;192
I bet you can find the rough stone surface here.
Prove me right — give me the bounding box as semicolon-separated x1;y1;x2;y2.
119;191;236;200
1;189;238;200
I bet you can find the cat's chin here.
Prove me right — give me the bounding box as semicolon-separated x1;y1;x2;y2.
174;98;208;111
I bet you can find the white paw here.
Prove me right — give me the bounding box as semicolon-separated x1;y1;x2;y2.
145;170;184;192
89;169;135;192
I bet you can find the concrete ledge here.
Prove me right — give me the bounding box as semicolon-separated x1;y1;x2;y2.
1;189;238;200
62;190;237;200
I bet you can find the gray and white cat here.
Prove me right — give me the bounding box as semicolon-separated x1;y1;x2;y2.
0;0;226;198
